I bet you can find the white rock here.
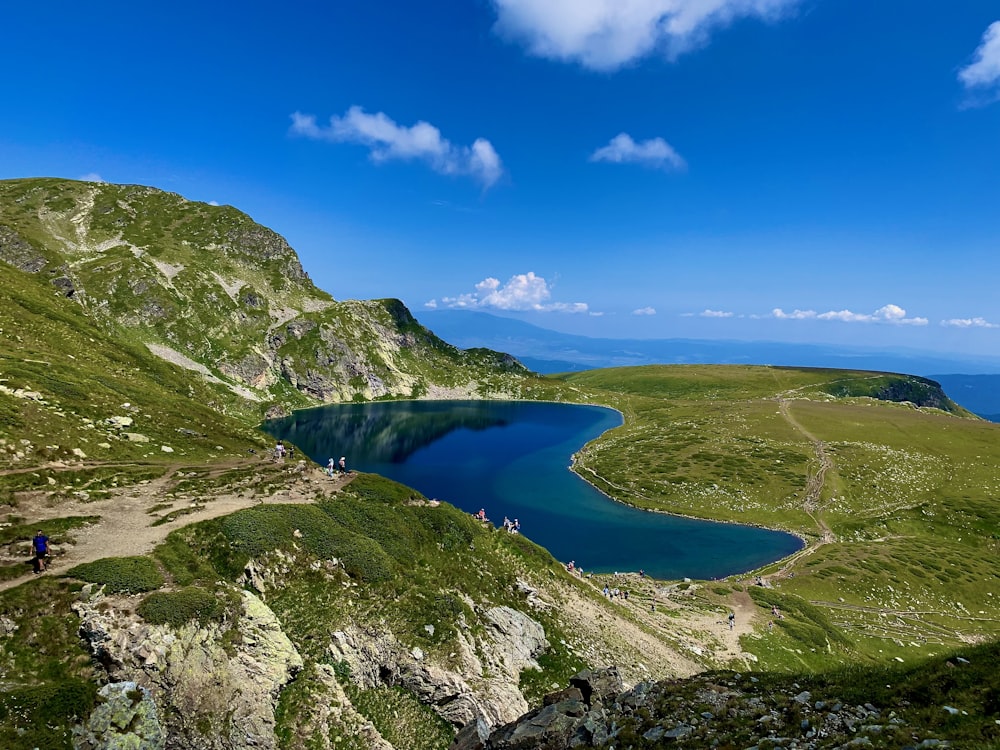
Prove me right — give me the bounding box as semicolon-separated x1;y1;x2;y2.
161;446;174;453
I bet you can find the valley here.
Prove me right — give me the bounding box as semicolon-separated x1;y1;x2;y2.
1;178;998;749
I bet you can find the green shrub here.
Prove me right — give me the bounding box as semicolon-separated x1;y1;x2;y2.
345;473;424;505
217;505;396;583
137;586;224;628
68;556;164;594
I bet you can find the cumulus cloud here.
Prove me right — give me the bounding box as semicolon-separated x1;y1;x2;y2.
426;272;589;313
941;317;999;329
772;304;928;325
491;0;801;71
958;21;1000;95
700;309;734;318
633;306;657;315
78;172;104;183
590;133;686;171
290;107;504;188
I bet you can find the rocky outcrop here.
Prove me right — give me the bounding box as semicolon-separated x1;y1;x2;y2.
0;224;47;272
327;604;548;731
451;668;623;750
73;681;166;750
74;586;302;750
452;664;964;750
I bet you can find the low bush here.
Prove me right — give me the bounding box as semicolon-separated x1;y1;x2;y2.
68;556;164;594
137;586;224;628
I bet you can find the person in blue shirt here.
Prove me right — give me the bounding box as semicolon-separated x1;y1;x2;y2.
32;530;49;573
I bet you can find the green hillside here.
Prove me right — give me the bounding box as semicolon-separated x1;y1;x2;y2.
0;177;531;418
552;364;1000;670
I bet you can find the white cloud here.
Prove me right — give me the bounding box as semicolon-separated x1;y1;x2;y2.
941;317;999;329
78;172;104;183
633;306;657;315
959;21;1000;92
427;272;589;313
700;308;734;318
772;307;817;320
590;133;686;171
772;304;927;325
491;0;802;71
290;107;504;188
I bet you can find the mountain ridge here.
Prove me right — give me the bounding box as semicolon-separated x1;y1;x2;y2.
0;178;530;418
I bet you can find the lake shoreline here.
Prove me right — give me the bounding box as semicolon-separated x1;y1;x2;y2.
265;395;807;580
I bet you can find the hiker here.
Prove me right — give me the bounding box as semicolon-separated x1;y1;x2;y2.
326;458;335;477
728;611;735;630
32;530;49;573
476;508;487;522
274;440;286;461
338;456;347;474
510;518;520;534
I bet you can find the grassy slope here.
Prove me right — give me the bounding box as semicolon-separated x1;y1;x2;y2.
549;364;1000;671
0;178;531;412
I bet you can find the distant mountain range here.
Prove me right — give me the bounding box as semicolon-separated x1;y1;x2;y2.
421;310;1000;420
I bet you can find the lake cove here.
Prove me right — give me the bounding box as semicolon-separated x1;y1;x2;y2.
264;400;803;580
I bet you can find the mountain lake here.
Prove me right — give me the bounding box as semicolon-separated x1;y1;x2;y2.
263;400;803;580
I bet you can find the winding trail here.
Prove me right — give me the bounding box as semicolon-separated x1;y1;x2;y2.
771;397;836;576
0;458;351;593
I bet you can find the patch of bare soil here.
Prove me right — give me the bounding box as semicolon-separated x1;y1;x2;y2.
0;458;352;593
546;572;763;686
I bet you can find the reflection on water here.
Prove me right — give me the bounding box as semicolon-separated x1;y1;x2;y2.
264;400;802;580
265;400;512;463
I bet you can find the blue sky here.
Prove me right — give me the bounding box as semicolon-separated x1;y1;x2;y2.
2;1;999;355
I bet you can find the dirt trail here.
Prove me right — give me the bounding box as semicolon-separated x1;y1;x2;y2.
0;458;351;593
556;573;765;681
772;398;836;578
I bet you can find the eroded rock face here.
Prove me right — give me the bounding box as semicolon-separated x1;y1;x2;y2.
74;586;302;750
327;604;549;732
450;668;623;750
73;681;165;750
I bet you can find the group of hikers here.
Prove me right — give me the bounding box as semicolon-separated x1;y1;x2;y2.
273;440;295;461
326;456;348;477
472;509;521;534
270;440;349;478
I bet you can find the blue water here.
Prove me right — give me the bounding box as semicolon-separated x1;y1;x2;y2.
264;400;802;580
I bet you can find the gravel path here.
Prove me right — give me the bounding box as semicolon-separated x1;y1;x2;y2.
0;458;350;592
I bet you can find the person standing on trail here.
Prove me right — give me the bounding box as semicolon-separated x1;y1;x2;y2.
32;530;49;573
728;611;736;630
327;458;335;477
338;456;347;474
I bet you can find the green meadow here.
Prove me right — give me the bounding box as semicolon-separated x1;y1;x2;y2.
538;364;1000;668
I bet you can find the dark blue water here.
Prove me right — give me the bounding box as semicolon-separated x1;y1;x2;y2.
264;400;802;580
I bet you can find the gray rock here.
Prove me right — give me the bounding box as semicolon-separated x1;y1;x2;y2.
74;589;301;750
73;681;165;749
569;667;623;706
